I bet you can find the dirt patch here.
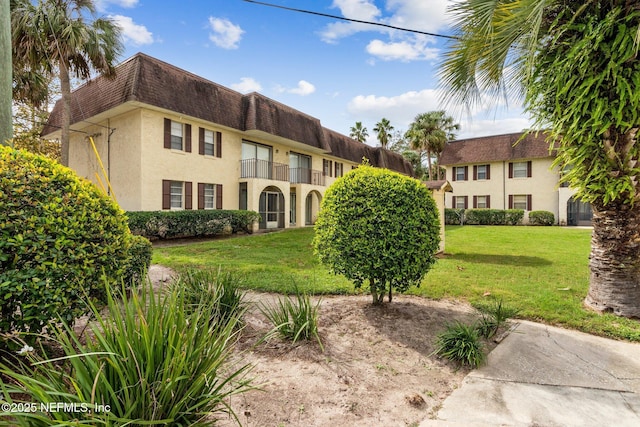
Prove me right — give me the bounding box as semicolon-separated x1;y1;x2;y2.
208;287;495;426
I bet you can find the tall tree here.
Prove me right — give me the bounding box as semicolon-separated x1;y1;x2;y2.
349;121;368;143
440;0;640;317
406;111;459;180
1;0;11;146
373;118;394;149
11;0;122;166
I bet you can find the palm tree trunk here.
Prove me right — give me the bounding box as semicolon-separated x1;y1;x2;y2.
585;202;640;318
426;149;433;181
59;62;72;166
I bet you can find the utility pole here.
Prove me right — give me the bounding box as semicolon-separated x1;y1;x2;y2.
0;0;12;146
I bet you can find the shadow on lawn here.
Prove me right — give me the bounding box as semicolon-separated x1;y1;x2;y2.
451;253;552;267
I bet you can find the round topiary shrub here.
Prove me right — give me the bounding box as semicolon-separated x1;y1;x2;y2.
0;147;131;334
528;210;555;226
313;164;441;304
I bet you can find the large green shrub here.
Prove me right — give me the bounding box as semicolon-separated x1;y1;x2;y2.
445;208;465;225
528;210;555;226
505;209;525;225
313;165;441;304
127;209;261;240
123;235;153;286
464;209;506;225
0;147;131;334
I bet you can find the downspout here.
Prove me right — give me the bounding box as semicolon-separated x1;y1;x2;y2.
107;119;115;196
503;161;506;209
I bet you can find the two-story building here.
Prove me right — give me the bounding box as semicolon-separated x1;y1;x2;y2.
42;53;413;230
439;132;592;225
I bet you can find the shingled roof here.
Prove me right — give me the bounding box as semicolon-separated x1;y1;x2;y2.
439;132;554;166
43;52;412;174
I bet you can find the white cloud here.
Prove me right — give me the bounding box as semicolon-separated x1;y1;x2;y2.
386;0;452;33
366;35;438;61
208;17;244;50
231;77;262;93
110;15;153;45
95;0;138;11
455;117;533;139
276;80;316;96
320;0;381;43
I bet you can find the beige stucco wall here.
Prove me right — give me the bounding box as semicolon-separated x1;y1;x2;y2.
444;158;562;223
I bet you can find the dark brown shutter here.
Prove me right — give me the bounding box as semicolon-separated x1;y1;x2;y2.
473;195;477;208
452;196;456;208
198;183;205;209
185;124;192;153
486;195;491;208
473;165;477;180
452;167;456;181
508;163;514;178
185;181;192;209
464;166;468;181
330;161;334;177
323;160;327;176
486;164;491;180
508;195;514;209
216;184;223;209
216;132;222;158
527;194;532;210
162;180;171;209
527;161;532;177
164;118;171;149
464;196;468;209
199;128;205;155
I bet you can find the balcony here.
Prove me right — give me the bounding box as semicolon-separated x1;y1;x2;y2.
240;159;326;186
289;168;325;186
240;158;289;181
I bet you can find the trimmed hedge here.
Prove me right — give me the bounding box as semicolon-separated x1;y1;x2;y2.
124;235;153;285
528;210;555;226
0;147;131;334
444;208;525;226
127;210;261;240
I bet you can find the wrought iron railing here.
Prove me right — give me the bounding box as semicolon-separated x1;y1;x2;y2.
240;158;289;181
289;168;325;185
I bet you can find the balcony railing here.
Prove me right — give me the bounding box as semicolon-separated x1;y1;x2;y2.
289;167;325;186
241;159;326;186
240;158;289;181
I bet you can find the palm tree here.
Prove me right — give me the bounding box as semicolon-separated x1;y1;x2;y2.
406;111;458;180
373;118;394;149
11;0;123;166
349;121;368;143
440;0;640;317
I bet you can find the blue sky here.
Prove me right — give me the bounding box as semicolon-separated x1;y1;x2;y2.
95;0;532;143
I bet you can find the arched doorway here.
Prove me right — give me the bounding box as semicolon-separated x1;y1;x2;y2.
259;186;285;229
305;190;322;226
567;196;593;226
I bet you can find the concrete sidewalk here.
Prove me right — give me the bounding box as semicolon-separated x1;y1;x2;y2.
422;320;640;427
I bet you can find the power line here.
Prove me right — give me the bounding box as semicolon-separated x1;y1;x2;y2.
241;0;458;40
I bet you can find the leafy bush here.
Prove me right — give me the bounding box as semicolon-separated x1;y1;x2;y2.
0;147;131;334
464;209;506;225
261;289;323;350
528;210;555;226
0;280;253;425
127;209;261;240
314;164;441;304
434;321;486;368
171;268;246;328
123;235;153;286
505;209;525;225
445;208;465;225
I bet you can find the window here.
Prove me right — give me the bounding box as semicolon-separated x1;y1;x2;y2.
162;180;192;210
335;162;344;177
164;118;191;152
509;194;532;210
197;183;222;209
290;152;312;183
241;141;273;179
474;164;490;180
510;161;531;178
453;195;468;209
323;159;333;177
199;128;222;157
473;195;490;209
453;166;468;181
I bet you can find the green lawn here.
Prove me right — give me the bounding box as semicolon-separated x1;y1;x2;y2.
153;226;640;341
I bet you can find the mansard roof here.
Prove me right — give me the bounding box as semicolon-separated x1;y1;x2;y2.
439;132;554;166
43;52;412;175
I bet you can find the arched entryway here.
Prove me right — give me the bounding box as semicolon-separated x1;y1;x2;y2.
305;190;322;225
567;196;593;226
259;186;285;229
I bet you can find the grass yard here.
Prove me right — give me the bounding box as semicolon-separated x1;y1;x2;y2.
153;226;640;341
